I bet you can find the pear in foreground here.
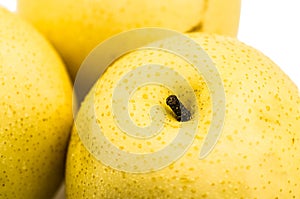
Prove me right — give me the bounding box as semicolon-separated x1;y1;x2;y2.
66;33;300;198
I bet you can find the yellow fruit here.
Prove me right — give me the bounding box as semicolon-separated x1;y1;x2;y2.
17;0;241;79
65;32;300;198
0;7;73;199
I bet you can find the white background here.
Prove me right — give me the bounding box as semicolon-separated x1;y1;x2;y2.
0;0;299;88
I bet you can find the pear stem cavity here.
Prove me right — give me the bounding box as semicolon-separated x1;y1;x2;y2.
166;95;191;122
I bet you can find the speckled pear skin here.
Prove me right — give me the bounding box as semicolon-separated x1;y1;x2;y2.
0;7;73;199
66;33;300;198
17;0;241;79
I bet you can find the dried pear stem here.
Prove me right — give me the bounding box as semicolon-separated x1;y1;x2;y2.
166;95;191;122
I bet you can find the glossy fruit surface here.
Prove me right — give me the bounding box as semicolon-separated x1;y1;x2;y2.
0;7;73;199
17;0;241;79
66;32;300;198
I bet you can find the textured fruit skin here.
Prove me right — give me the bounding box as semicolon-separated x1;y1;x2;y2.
17;0;241;79
0;7;73;199
65;33;300;198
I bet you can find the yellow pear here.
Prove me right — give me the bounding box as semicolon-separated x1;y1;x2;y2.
0;7;73;199
65;32;300;198
17;0;241;79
